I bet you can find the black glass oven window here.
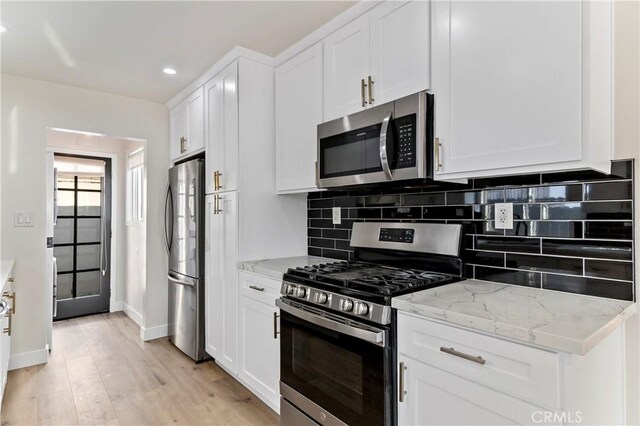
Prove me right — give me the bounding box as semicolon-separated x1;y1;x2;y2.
280;311;388;426
320;123;383;178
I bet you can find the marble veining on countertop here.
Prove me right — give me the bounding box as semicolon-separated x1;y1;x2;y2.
238;256;331;280
392;279;636;355
0;260;14;292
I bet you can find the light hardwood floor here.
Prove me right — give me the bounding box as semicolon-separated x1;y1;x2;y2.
1;312;279;426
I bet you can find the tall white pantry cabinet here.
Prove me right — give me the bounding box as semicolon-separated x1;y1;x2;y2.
201;57;306;386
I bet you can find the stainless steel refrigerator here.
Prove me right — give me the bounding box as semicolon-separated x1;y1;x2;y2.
165;159;207;361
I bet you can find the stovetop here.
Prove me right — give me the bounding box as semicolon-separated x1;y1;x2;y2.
283;261;458;304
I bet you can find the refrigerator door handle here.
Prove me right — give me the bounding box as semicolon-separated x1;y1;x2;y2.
168;273;196;287
164;182;173;254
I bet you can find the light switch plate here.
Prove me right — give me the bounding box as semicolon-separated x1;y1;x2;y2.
14;211;35;227
495;203;513;230
332;207;342;225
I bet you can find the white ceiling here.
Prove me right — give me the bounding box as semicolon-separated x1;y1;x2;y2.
1;1;355;103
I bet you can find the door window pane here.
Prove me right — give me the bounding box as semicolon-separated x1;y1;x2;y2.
57;274;73;300
76;244;100;270
77;191;101;216
76;271;101;297
77;218;101;243
54;218;74;245
54;246;74;272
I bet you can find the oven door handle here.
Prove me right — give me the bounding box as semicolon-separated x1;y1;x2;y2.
276;299;386;347
379;110;393;181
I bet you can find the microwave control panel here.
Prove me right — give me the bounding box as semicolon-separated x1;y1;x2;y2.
395;115;416;169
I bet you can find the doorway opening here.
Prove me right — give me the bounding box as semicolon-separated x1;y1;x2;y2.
53;155;112;320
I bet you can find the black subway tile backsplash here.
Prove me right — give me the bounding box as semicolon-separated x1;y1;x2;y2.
584;221;633;240
475;236;541;253
505;253;583;276
584;181;633;201
585;259;633;282
542;274;633;301
542;239;633;261
307;160;634;301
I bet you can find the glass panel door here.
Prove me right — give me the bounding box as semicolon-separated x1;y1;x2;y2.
53;155;111;320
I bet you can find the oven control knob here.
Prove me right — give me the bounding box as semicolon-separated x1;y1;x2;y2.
316;292;328;304
294;287;307;298
353;301;369;316
339;299;354;312
285;285;295;295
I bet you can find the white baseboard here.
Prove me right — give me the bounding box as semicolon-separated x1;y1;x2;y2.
110;301;124;313
9;348;49;371
122;303;143;327
141;324;168;341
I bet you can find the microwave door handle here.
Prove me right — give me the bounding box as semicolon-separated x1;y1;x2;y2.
379;110;393;180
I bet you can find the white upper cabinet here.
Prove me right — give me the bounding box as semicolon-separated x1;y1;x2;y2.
275;43;323;194
432;1;613;179
169;87;204;162
323;14;371;121
323;1;430;122
205;62;239;194
369;0;430;106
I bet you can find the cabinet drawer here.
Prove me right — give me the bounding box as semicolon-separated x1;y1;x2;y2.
239;271;281;304
398;312;560;409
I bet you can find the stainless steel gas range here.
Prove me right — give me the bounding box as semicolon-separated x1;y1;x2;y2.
277;222;464;426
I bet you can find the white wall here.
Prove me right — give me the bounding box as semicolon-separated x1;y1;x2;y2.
46;130;146;325
1;74;169;368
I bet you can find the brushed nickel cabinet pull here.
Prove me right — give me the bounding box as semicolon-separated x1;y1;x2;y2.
273;312;280;339
361;78;367;107
213;195;221;215
440;346;486;365
435;137;443;172
399;362;407;402
368;75;374;105
216;171;222;190
180;137;187;154
249;285;264;292
7;277;14;283
4;310;12;336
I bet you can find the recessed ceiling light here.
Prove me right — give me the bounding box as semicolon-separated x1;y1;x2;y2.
163;68;177;75
0;26;7;33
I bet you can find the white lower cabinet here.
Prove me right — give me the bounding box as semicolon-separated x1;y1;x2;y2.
398;354;553;426
238;271;280;412
0;273;13;406
397;311;625;426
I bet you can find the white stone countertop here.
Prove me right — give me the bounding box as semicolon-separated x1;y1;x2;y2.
392;279;636;355
0;260;14;292
238;256;331;280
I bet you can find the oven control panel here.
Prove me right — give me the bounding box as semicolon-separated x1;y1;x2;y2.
395;115;416;169
379;228;415;243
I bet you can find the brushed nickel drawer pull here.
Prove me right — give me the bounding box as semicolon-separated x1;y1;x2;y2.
4;309;12;336
399;362;407;402
440;346;486;365
273;312;280;339
249;285;264;292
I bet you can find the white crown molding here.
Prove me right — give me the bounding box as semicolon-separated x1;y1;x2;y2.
166;45;275;109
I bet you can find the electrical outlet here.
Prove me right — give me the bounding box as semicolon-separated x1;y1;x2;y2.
332;207;342;225
495;203;513;230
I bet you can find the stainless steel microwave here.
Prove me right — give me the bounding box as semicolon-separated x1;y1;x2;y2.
317;91;434;189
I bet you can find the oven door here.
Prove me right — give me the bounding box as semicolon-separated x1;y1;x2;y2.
277;299;393;426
